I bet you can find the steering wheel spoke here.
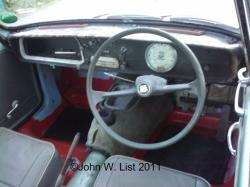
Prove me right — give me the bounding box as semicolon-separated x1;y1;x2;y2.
159;82;193;93
103;87;137;97
91;87;137;105
189;79;201;96
159;79;200;94
91;90;106;106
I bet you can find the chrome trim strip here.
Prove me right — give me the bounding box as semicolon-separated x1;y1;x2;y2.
235;86;250;187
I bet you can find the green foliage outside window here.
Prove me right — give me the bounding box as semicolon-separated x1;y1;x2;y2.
4;0;55;14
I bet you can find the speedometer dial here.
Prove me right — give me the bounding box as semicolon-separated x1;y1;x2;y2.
145;43;177;73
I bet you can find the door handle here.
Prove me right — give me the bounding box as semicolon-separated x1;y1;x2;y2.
227;121;240;156
6;100;19;119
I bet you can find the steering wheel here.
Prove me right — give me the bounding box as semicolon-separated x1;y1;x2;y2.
86;28;206;150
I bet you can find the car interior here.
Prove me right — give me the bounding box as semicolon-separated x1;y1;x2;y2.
0;1;248;187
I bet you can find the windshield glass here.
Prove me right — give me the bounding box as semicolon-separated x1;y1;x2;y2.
2;0;238;29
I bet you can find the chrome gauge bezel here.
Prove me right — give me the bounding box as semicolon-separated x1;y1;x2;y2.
145;43;178;73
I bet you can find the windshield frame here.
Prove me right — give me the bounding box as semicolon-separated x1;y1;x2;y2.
0;18;241;39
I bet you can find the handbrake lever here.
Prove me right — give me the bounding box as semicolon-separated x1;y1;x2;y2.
55;133;81;187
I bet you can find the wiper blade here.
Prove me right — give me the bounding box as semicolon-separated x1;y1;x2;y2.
94;14;230;27
92;14;238;34
169;16;222;26
93;14;170;22
168;16;238;32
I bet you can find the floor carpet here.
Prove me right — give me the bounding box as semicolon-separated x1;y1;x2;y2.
44;107;93;143
144;126;231;184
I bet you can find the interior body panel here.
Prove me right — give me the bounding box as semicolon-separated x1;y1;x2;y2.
0;46;41;129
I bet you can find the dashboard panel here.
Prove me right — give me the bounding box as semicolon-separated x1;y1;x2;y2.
9;24;243;83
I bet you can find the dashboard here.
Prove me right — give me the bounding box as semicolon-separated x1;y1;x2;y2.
9;24;243;83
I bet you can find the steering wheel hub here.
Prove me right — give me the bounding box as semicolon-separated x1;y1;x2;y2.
137;84;151;96
135;75;167;97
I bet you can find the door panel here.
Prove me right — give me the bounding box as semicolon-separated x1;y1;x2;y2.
0;47;41;128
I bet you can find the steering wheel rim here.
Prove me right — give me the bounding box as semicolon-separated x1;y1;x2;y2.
86;28;206;150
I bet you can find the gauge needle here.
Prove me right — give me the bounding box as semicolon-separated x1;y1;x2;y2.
104;72;135;83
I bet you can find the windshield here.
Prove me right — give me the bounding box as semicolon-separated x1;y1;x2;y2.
2;0;238;29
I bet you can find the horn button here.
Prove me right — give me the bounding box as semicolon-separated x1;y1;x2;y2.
135;75;167;97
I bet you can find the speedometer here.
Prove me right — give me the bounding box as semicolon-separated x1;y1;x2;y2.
145;43;177;73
